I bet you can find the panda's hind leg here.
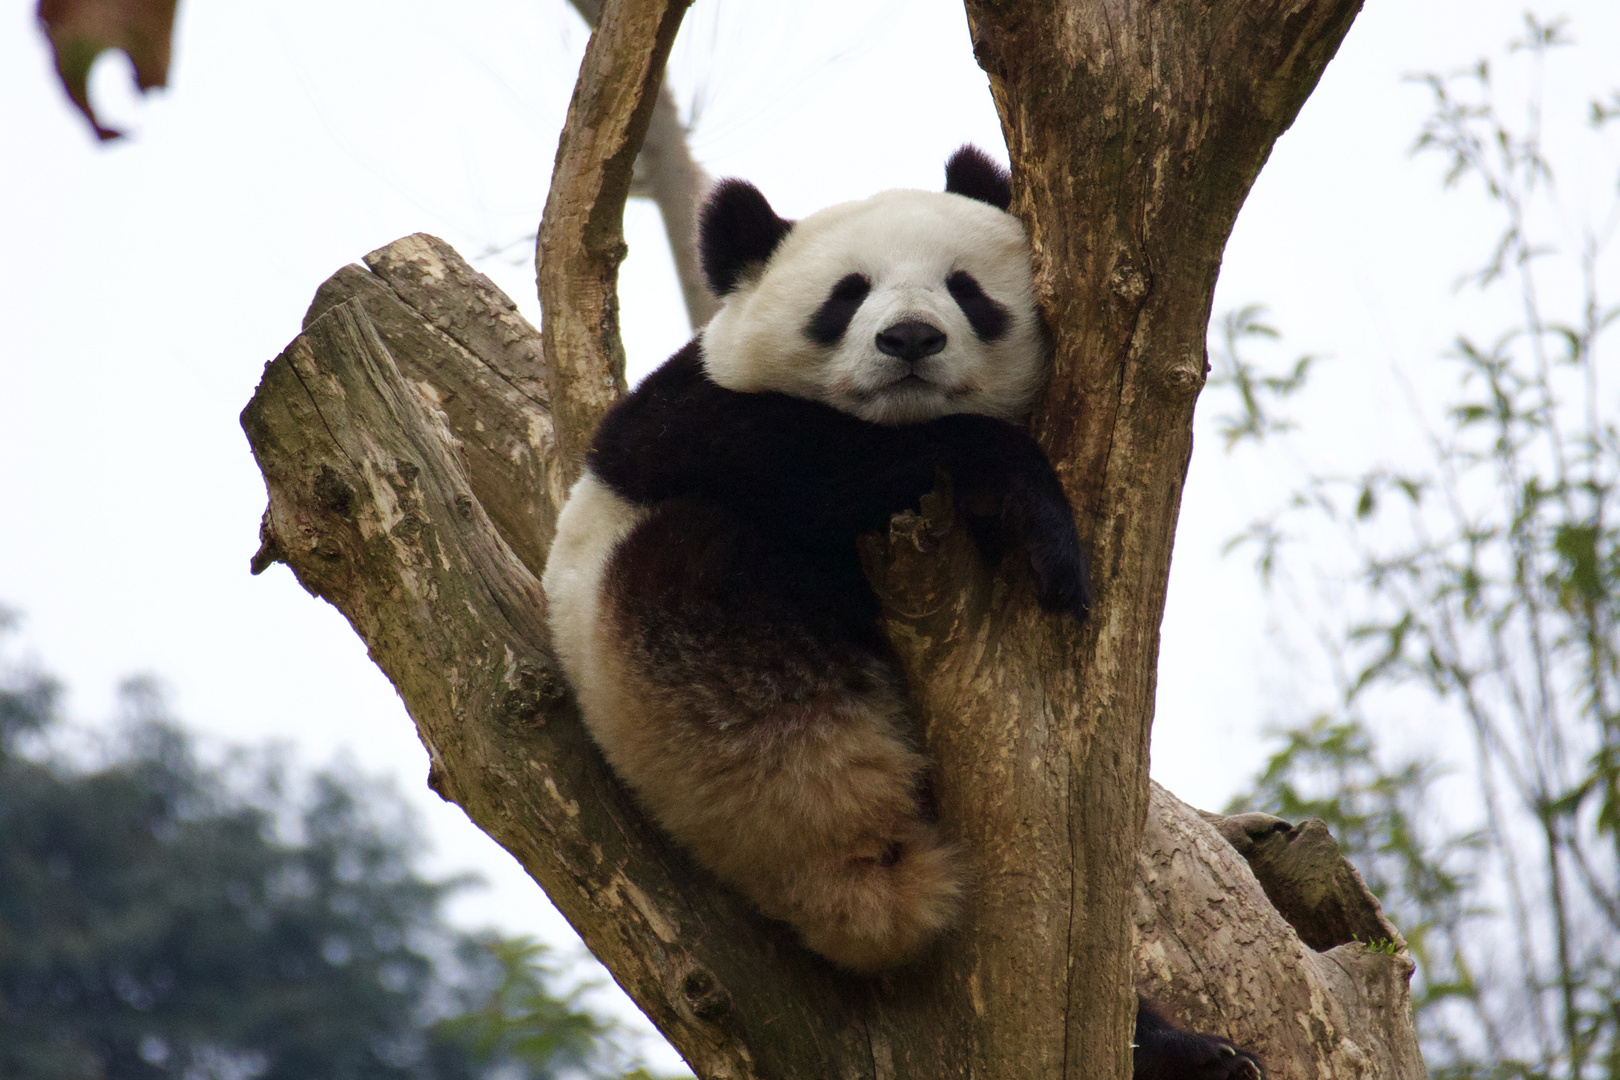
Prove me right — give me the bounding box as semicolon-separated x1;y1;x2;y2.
598;500;961;971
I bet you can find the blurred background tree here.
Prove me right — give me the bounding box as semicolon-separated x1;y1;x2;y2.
1219;17;1620;1079
0;609;664;1080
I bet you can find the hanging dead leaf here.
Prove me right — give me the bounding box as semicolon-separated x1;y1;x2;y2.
36;0;179;141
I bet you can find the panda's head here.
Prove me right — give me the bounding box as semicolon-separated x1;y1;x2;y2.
697;146;1045;426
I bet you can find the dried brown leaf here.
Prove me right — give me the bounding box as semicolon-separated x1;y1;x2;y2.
36;0;178;141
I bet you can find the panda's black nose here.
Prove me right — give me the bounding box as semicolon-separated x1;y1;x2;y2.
876;320;947;362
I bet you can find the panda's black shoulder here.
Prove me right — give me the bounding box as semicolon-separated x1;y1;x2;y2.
587;339;711;501
586;339;936;531
587;339;877;507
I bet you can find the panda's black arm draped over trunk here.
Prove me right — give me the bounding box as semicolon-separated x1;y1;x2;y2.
923;410;1092;619
588;341;1091;619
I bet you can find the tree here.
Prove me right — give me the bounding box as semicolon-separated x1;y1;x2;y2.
238;0;1424;1076
0;614;637;1080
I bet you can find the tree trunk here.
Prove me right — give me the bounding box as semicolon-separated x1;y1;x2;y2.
953;0;1371;1073
240;0;1421;1077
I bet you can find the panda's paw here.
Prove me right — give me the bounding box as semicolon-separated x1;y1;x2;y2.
1028;532;1092;622
1182;1038;1263;1080
1133;1029;1264;1080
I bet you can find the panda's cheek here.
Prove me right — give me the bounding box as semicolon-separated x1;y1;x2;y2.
827;351;871;389
842;316;887;369
833;352;894;399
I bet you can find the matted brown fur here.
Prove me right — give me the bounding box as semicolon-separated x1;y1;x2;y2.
595;499;962;972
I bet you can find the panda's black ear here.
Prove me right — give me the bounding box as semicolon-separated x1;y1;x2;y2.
944;145;1012;212
699;179;794;296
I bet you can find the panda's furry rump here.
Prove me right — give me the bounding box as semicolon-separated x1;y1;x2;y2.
557;476;961;972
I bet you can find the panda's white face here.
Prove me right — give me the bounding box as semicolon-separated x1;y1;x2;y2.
701;190;1045;426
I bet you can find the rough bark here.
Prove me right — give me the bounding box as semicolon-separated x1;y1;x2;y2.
244;233;1420;1079
1143;789;1425;1079
954;1;1370;1074
535;0;691;481
241;0;1419;1076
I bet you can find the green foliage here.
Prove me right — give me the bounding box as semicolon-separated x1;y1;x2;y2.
434;938;605;1073
0;618;663;1080
1218;17;1620;1078
1205;305;1319;451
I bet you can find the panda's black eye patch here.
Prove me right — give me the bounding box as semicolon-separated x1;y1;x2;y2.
805;273;872;345
946;271;1010;342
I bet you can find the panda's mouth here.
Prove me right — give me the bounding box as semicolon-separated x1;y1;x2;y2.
840;371;982;424
836;363;977;420
871;372;978;401
855;373;940;401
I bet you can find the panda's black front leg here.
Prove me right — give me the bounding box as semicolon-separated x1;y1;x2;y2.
1133;1000;1265;1080
923;413;1092;621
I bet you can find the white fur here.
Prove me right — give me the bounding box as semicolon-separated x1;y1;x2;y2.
701;189;1045;426
542;469;647;729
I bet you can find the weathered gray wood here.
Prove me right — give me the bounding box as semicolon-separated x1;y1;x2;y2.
563;0;717;330
635;81;717;329
244;237;1422;1080
1213;812;1400;955
302;239;559;577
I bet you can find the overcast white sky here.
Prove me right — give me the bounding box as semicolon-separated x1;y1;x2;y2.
3;0;1618;1067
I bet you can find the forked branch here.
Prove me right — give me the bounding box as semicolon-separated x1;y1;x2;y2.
240;0;1421;1076
243;235;1419;1079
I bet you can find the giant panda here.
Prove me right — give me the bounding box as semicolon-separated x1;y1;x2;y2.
543;147;1263;1077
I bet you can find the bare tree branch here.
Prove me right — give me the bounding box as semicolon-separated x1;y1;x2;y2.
1146;789;1425;1078
536;0;693;480
952;1;1369;1073
634;80;718;328
561;0;718;334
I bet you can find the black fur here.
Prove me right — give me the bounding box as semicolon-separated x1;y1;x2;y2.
945;271;1010;342
1134;1000;1265;1080
944;145;1012;211
805;273;872;345
699;180;795;296
606;496;896;728
588;342;1091;621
